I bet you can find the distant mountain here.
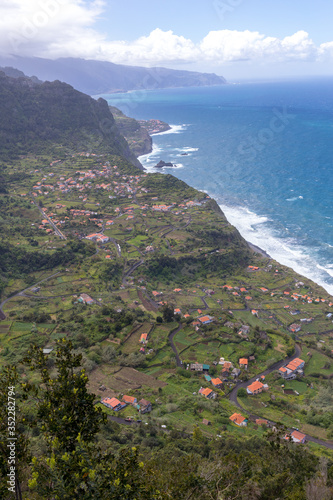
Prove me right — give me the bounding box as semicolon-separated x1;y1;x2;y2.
0;56;226;95
0;72;142;168
0;66;42;84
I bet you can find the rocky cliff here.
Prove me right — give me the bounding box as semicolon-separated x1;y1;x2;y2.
0;72;142;169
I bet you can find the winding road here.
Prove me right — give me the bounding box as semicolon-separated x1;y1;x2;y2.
0;271;62;320
228;344;333;449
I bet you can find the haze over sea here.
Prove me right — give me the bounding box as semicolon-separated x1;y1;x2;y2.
101;78;333;294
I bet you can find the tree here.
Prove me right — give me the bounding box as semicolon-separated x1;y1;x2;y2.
237;387;248;398
0;366;31;500
25;338;105;452
24;339;163;499
162;304;174;323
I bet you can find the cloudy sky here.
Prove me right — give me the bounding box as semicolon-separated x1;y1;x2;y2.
1;0;333;80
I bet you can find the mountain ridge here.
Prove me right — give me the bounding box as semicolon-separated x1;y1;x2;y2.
0;71;142;169
0;56;226;95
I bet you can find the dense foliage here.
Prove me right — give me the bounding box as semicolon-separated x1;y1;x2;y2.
0;72;141;168
0;340;332;499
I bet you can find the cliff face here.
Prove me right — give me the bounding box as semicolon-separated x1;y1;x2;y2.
0;73;143;169
0;57;227;95
109;106;152;157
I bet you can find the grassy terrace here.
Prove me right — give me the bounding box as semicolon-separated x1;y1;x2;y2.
1;151;333;452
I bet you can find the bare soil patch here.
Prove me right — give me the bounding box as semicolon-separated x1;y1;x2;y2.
88;364;167;397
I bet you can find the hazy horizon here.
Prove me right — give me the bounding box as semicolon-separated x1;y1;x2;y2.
0;1;332;81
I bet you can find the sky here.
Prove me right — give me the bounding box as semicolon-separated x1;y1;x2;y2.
1;0;333;80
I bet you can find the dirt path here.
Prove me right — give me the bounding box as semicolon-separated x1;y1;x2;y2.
168;323;183;367
0;271;62;321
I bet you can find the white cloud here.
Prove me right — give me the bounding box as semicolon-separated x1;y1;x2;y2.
0;1;332;69
0;0;105;57
200;30;317;63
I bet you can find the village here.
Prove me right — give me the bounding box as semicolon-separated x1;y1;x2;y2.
1;151;333;452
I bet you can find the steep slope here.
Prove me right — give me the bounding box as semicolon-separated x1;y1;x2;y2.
0;56;227;95
0;72;142;169
109;106;153;157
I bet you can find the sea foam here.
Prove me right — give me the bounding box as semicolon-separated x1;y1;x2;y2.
219;203;333;295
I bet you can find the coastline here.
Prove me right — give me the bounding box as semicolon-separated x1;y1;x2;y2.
247;241;271;259
139;130;333;295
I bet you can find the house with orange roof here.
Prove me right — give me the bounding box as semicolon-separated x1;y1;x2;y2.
122;395;137;405
101;397;126;412
229;413;247;426
285;430;306;444
198;387;215;399
211;377;223;389
256;418;268;426
289;323;301;333
198;315;214;325
140;333;148;344
247;380;268;395
174;308;181;315
79;293;94;305
239;358;248;370
278;358;305;379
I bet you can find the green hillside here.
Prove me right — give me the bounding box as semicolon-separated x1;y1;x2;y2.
0;75;333;499
0;72;142;169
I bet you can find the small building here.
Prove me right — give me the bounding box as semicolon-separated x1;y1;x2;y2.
101;397;126;412
190;363;203;372
256;418;268;426
199;387;215;399
231;368;241;379
289;323;301;333
190;363;210;372
198;315;214;325
140;333;148;344
239;358;248;370
247;380;268;395
290;430;306;443
211;377;223;389
138;399;152;413
202;418;211;426
122;395;137;405
285;430;307;444
79;293;94;305
96;235;109;244
278;358;305;380
229;413;247;426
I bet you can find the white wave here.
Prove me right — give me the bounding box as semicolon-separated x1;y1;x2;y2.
138;144;164;167
175;147;199;152
152;124;187;136
219;203;333;295
316;264;333;279
166;163;184;169
286;196;304;201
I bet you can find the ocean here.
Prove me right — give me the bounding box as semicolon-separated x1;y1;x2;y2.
99;78;333;294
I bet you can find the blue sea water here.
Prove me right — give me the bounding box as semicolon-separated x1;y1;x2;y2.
99;78;333;294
